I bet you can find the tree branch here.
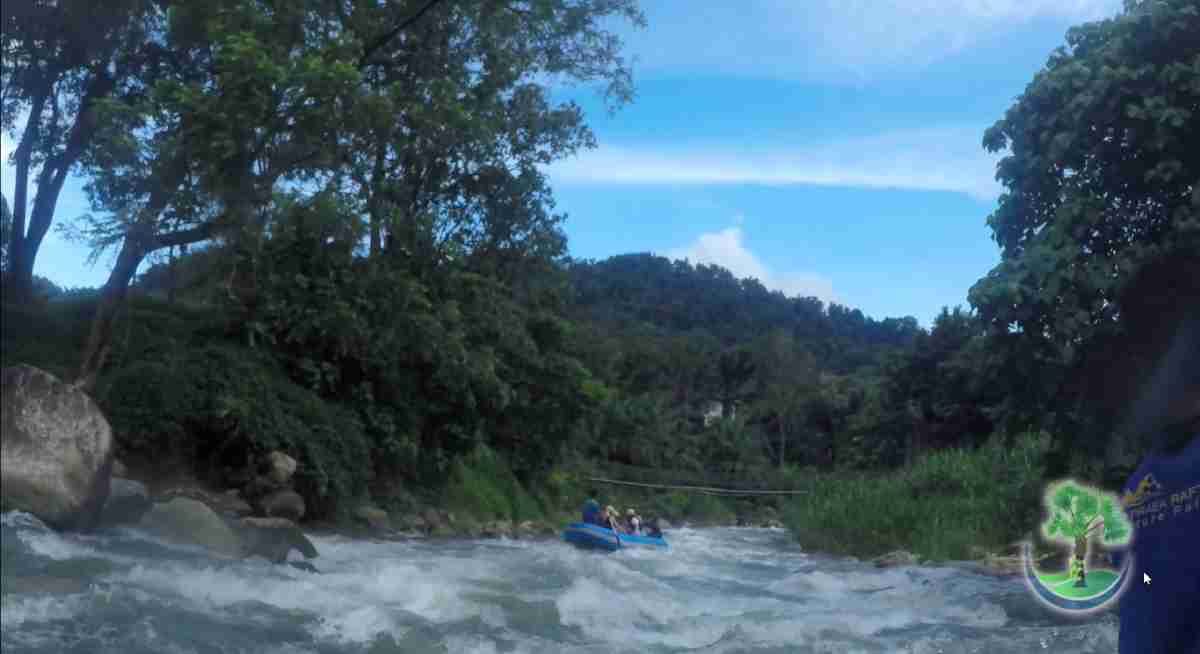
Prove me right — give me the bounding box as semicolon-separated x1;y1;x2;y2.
357;0;449;69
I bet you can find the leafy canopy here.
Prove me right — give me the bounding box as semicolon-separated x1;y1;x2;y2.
974;0;1200;351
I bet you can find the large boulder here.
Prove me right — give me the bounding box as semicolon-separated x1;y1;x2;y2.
264;451;297;486
237;516;319;563
138;497;243;558
1;365;114;530
258;488;306;521
98;478;152;527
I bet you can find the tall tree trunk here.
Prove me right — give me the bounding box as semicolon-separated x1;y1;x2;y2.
75;237;148;391
8;67;116;302
6;88;49;303
1072;534;1088;587
368;145;386;258
779;414;787;469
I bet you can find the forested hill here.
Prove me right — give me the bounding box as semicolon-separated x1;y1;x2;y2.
566;253;922;374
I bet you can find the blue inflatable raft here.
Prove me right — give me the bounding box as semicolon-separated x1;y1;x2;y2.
561;522;669;551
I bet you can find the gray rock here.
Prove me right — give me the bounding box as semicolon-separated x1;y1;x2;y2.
237;516;319;563
396;513;429;535
354;505;390;530
112;458;128;478
265;451;297;486
873;550;920;568
1;365;114;530
258;488;305;521
138;497;243;558
157;486;253;518
99;478;151;527
421;508;445;532
481;520;513;539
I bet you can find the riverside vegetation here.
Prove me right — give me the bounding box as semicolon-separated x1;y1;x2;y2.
2;0;1198;567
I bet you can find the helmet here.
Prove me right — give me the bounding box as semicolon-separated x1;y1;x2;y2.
626;508;636;516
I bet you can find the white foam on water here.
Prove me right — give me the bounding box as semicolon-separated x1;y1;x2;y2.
1;519;1098;653
2;511;99;561
0;593;88;629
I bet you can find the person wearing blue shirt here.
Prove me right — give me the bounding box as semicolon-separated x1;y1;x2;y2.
1098;254;1200;654
1115;421;1199;654
581;489;601;525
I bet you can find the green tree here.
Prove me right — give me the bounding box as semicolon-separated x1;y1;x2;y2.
1;0;163;302
970;0;1200;457
754;328;818;468
1041;481;1132;587
65;0;644;388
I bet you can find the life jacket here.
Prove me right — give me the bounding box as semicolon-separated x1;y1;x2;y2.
582;499;600;525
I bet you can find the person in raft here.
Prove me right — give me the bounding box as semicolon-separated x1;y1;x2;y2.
581;489;602;526
602;505;622;533
625;508;642;535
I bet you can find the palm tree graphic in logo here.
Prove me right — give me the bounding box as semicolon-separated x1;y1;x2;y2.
1024;480;1134;612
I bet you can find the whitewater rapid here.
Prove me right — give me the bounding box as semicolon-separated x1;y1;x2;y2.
1;511;1117;653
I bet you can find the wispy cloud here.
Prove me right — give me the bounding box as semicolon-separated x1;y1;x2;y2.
616;0;1121;80
547;126;1003;200
663;224;837;304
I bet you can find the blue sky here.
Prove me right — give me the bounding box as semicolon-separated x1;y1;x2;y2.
2;0;1123;327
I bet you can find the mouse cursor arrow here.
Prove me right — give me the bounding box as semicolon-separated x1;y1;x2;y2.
1144;573;1151;585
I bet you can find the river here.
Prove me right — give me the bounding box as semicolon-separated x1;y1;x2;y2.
1;510;1117;653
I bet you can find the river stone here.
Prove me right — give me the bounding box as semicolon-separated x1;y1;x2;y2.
138;497;243;557
257;489;305;521
481;520;513;539
0;365;114;530
158;486;253;518
873;550;920;568
397;513;429;535
421;508;445;532
238;516;319;562
99;478;151;527
354;505;391;530
516;520;537;538
978;555;1025;577
265;451;297;486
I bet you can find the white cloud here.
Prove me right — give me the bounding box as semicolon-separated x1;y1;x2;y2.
547;125;1003;200
616;0;1121;80
663;225;837;304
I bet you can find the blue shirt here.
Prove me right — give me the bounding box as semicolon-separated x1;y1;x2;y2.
582;498;600;525
1116;434;1200;654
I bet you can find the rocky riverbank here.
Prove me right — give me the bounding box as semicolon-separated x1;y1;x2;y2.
1;363;1024;578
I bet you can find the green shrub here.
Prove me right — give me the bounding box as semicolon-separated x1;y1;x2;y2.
100;343;371;518
443;445;547;523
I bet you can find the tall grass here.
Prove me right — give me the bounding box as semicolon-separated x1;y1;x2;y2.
782;433;1049;561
